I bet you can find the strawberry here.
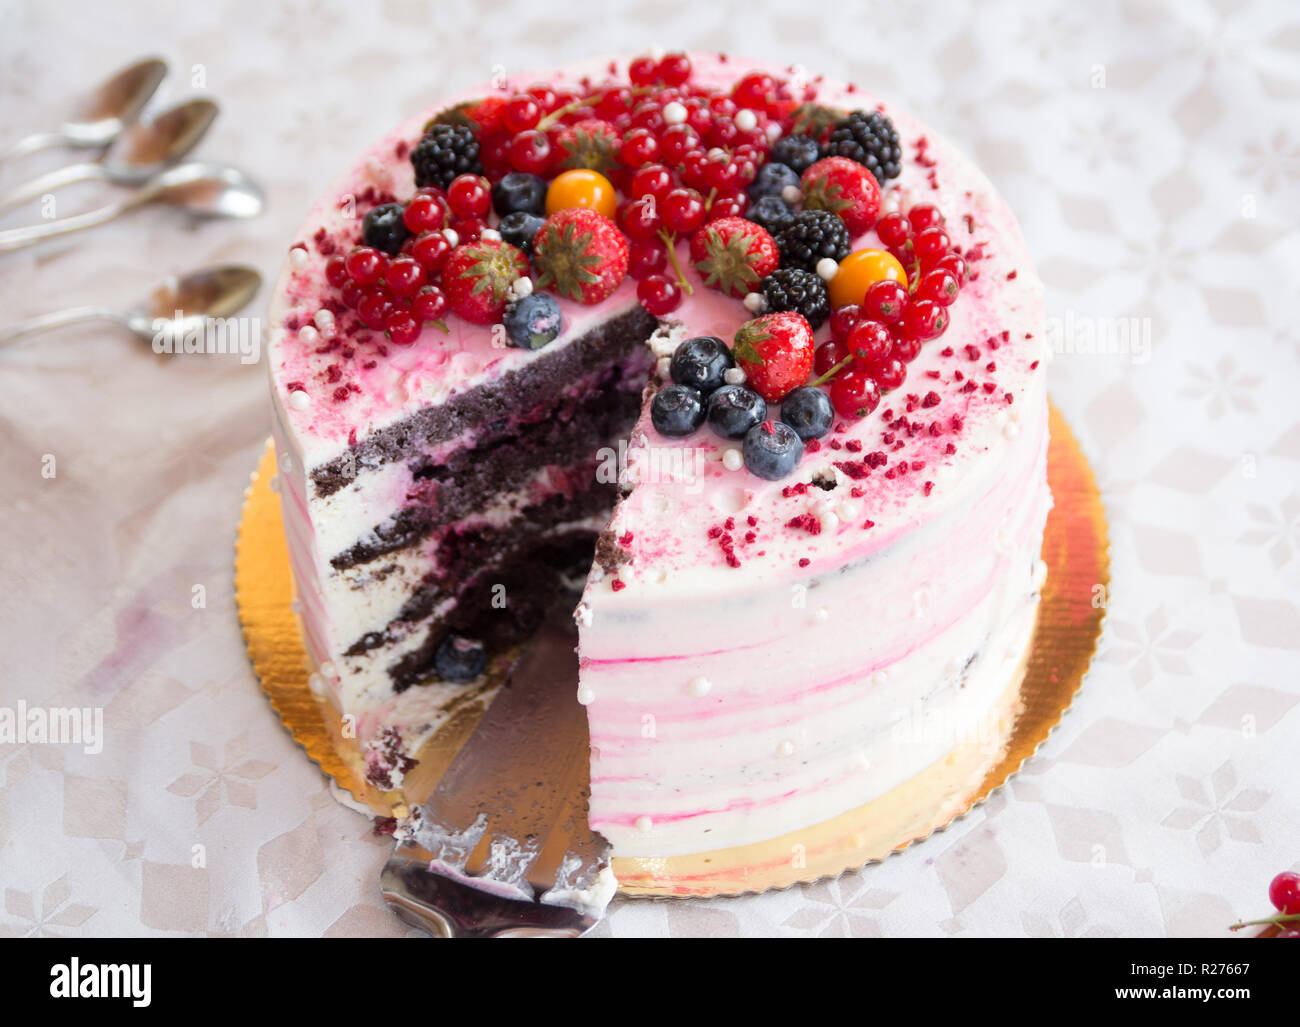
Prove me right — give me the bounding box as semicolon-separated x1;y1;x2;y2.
800;156;882;236
733;311;815;402
689;216;779;298
532;208;629;304
442;238;529;325
555;118;621;174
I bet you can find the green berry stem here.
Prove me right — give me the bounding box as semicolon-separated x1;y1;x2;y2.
536;86;654;131
808;354;854;387
658;228;695;296
1227;911;1300;931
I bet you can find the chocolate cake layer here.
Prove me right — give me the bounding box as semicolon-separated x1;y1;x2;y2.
310;305;658;498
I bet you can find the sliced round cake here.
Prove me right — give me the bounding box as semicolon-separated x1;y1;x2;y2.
266;52;1050;864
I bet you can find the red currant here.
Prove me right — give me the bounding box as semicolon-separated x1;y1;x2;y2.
914;227;952;268
619;128;660;168
628;237;668;279
509;130;552;176
863;279;908;323
597;87;634;120
412;285;448;322
403;192;446;233
357;287;394;330
628;55;658;87
1270;872;1300;915
901;299;949;341
479;133;512;178
847;321;892;365
830;370;881;420
875;211;911;250
830;305;864;344
656;52;692;87
637;274;683;315
704;158;741;192
658;123;699;164
706;192;748;220
526;83;559;112
411;231;452;272
891;331;921;363
681;150;710;190
345;246;386;285
707;116;739;149
629;101;666;134
447;174;491;219
918;268;960;306
934;252;969;286
503;95;542;134
813;339;849;377
385;308;421;345
868;356;907;391
451;217;487;244
385;257;426;297
324;256;348;287
620;196;662;240
340;279;364;309
732;72;775;111
907;203;945;232
630;163;674;203
661;188;706;233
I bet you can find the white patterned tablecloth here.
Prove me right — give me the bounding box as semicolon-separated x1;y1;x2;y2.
0;0;1296;938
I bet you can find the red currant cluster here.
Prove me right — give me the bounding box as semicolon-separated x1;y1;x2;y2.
1231;871;1300;937
812;203;970;420
324;175;494;345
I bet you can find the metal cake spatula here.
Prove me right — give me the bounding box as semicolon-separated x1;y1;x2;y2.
381;604;615;937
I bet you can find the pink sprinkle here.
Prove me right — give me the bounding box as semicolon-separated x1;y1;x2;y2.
611;579;625;592
922;391;941;408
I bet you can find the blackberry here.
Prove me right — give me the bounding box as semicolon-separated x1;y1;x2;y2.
769;133;822;174
759;268;830;329
361;202;410;255
774;210;850;273
411;123;482;189
498;211;545;256
748;195;795;236
748;162;800;202
824;110;902;186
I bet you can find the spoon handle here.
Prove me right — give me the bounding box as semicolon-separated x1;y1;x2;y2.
0;131;73;166
0;196;134;254
0;163;106;216
0;307;124;347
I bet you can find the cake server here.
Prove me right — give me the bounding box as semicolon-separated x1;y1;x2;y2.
0;98;220;216
0;161;264;254
382;605;615;938
0;57;168;165
0;265;262;348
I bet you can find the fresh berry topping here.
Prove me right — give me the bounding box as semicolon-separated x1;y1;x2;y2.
829;369;882;419
800;156;882;236
828;248;907;308
868;355;906;391
780;385;835;440
630;163;674;203
344;246;386;285
503;95;542;134
774;210;851;273
554;118;621;174
412;284;448;322
863;278;908;323
875;211;911;250
362;202;412;256
628;236;668;279
907;203;945;232
891;332;921;363
637;274;683;315
384;257;426;297
447;174;492;219
689;216;779;298
545;168;618;219
357;287;394;330
619;196;662;240
742;419;803;480
441;238;529;325
497;211;545;256
913;226;952;268
706;384;767;439
769;133;822;174
814;338;848;377
901;298;950;342
918;267;960;306
403;191;448;234
532;207;629;304
661;187;707;234
748;195;796;236
934;252;969;286
411;123;482;189
435;634;487;682
508;129;553;176
628;55;659;87
670;335;734;393
758;267;831;329
651;383;705;437
491;172;547;216
846;319;892;364
385;308;422;346
829;304;864;343
748;162;800;201
656;52;693;87
733;311;815;403
503;293;563;349
619;127;660;168
324;256;348;287
824;109;902;185
410;231;453;272
1269;872;1300;915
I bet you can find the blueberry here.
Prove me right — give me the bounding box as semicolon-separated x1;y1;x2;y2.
362;202;411;255
780;386;835;440
748;194;795;236
748;161;801;201
669;335;733;394
492;172;547;217
435;634;487;682
770;133;822;175
707;384;767;440
502;293;562;349
651;384;705;437
742;420;804;480
498;211;546;256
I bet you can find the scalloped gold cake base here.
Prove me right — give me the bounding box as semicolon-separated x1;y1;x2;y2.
236;403;1107;898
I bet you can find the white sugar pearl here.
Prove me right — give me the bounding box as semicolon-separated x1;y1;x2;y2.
507;276;533;301
635;815;653;833
814;606;830;623
655;356;672;379
443;228;459;248
662;101;687;125
816;257;839;281
686;675;712;697
723;366;746;385
781;184;803;204
777;739;796;757
314;309;335;336
722;448;744;471
298;325;319;345
734;108;758;132
742;292;766;314
576;685;596;706
817;510;840;532
1002;421;1020;439
289;246;308;269
289;389;311;410
479;228;501;242
766;122;782;143
870;671;888;687
707;147;728;162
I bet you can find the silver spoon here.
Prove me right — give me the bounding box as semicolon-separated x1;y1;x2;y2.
0;162;265;255
0;57;168;165
0;99;220;216
0;265;263;348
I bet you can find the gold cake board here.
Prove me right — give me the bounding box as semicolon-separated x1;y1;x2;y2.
235;403;1107;898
